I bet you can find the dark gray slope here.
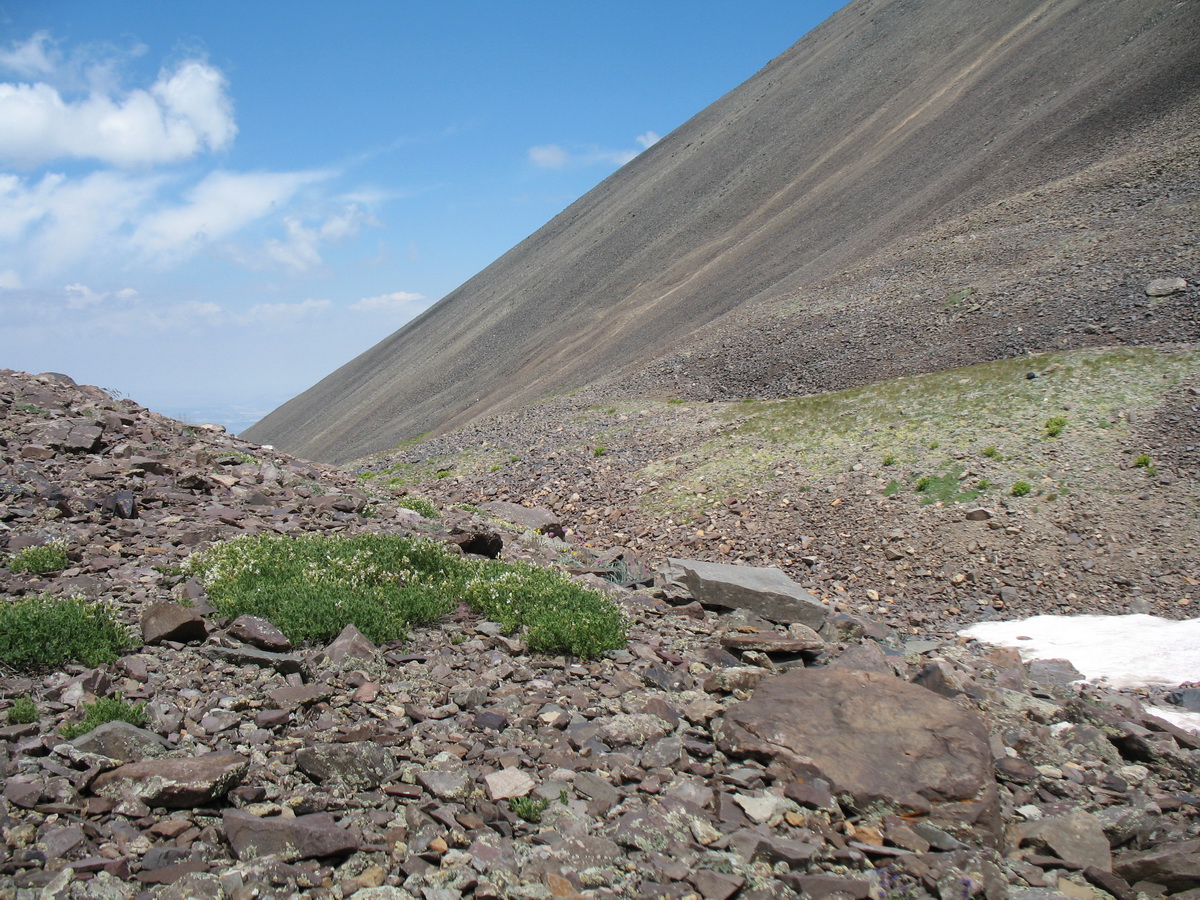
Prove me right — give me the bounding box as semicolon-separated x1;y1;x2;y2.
245;0;1200;463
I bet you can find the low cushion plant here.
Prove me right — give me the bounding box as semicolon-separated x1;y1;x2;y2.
0;595;135;671
183;533;626;657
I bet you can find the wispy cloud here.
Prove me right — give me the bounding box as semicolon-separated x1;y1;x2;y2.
351;290;427;313
527;132;658;170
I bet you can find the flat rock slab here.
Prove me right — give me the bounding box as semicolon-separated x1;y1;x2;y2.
295;741;390;792
91;751;248;808
481;501;564;538
720;629;824;653
714;667;998;840
223;809;360;861
667;558;827;628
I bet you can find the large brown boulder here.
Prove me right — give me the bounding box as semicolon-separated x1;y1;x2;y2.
714;667;999;843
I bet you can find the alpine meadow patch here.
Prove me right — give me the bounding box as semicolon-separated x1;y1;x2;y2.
183;533;626;657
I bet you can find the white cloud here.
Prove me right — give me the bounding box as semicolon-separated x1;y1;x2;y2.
64;282;106;308
528;144;569;169
241;298;331;324
0;268;22;289
351;290;426;312
0;57;236;167
0;32;57;79
528;134;655;170
635;130;661;149
256;205;371;273
132;169;324;264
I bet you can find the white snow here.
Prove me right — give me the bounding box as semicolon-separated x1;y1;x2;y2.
960;613;1200;734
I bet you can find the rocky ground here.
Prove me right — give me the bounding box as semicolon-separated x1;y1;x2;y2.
2;368;1199;900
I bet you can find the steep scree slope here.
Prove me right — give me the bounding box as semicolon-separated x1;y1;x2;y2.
246;0;1200;464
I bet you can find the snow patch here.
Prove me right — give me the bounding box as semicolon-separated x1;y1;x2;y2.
960;613;1200;734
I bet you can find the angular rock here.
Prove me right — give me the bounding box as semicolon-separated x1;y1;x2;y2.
223;809;360;861
668;558;827;628
91;752;248;808
295;742;390;792
71;721;169;763
1114;840;1200;892
141;601;208;645
480;501;564;538
1145;277;1188;296
720;628;823;654
484;767;535;801
1018;809;1112;870
316;623;377;667
714;667;998;841
227;615;292;651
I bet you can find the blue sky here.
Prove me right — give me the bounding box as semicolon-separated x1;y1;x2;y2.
0;1;845;433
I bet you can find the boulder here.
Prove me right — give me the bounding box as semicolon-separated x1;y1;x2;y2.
141;601;207;645
714;667;999;842
666;558;827;628
91;752;247;808
480;501;565;538
222;809;360;861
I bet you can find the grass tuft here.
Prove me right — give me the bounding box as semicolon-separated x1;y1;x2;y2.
398;496;439;518
60;695;148;740
7;696;38;725
1011;481;1032;497
0;595;135;670
1044;416;1068;438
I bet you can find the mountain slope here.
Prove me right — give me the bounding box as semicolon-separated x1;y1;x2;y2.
246;0;1200;464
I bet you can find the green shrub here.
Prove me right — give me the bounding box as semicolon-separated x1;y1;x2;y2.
8;696;38;725
1133;454;1152;468
1044;416;1067;438
915;476;933;492
0;595;135;670
976;479;991;490
882;454;897;467
982;446;1002;460
8;538;69;575
593;445;607;458
461;561;626;658
60;695;148;740
509;795;550;823
398;496;439;518
434;470;452;479
183;534;627;657
1011;481;1032;497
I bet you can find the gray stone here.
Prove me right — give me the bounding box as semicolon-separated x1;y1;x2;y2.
1145;277;1187;296
1018;809;1112;870
480;501;564;538
1114;840;1200;892
295;742;390;792
71;721;169;762
667;558;827;628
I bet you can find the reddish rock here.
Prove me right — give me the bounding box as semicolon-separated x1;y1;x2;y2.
223;809;361;861
714;667;999;841
142;601;208;644
227;614;292;651
91;752;248;808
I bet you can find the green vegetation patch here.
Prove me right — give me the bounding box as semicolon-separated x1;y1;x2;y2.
398;496;439;518
7;696;38;725
912;467;982;506
60;695;148;740
183;533;625;657
0;595;136;670
8;538;69;575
